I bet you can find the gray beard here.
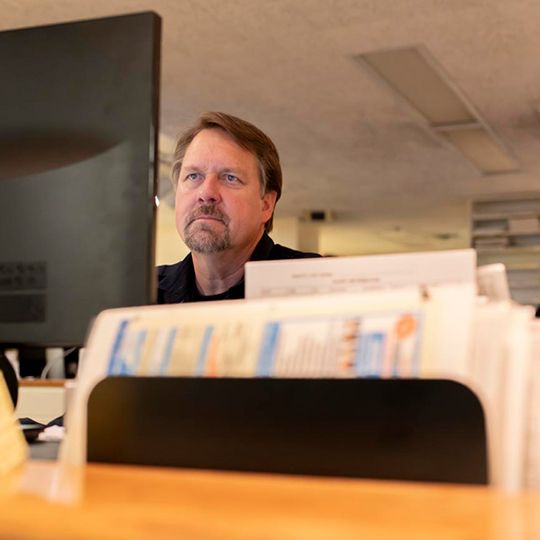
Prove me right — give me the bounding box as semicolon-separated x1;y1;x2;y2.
184;221;231;253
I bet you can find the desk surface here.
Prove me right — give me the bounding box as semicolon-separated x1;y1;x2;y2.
2;461;540;539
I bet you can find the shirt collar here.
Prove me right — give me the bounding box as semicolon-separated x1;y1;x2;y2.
170;233;274;303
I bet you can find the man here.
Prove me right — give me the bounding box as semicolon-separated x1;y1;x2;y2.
158;112;320;304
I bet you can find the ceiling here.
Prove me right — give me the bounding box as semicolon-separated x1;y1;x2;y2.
2;0;540;251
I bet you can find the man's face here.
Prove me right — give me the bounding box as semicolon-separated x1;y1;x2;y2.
175;128;276;254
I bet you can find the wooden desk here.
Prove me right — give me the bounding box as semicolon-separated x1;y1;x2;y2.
19;379;67;388
1;461;539;539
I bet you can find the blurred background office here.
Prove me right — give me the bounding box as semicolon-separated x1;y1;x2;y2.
1;0;539;307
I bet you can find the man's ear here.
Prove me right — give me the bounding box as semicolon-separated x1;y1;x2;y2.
261;190;277;221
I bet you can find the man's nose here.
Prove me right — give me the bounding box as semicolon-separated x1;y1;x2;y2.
197;174;221;203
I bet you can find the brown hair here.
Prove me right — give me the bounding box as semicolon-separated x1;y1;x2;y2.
171;112;282;232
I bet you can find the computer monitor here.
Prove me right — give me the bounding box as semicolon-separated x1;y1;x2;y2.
0;12;161;356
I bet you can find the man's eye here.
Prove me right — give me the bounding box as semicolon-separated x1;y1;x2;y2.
186;172;200;181
225;174;238;183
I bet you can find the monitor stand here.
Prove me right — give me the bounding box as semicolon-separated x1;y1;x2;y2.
17;346;47;378
16;346;78;380
0;349;18;407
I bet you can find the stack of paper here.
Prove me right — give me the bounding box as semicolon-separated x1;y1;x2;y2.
62;290;476;471
60;248;538;493
525;320;540;488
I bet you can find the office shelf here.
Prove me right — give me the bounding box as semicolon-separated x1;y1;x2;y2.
472;198;540;305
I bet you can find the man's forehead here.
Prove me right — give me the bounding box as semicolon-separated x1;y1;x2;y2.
182;128;258;170
188;128;246;153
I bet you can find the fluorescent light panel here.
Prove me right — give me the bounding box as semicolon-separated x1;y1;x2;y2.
361;47;475;125
358;46;518;174
440;127;517;174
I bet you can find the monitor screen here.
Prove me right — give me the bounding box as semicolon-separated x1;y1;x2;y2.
0;12;161;348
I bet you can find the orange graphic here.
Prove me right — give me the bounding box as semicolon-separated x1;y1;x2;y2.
395;314;417;339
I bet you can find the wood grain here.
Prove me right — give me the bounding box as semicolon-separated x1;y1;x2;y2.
1;461;539;539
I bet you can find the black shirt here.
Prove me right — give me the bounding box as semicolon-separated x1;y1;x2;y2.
157;233;320;304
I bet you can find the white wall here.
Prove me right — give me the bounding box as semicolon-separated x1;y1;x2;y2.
156;205;470;264
155;203;189;265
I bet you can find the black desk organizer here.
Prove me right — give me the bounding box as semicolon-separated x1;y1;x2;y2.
87;377;488;484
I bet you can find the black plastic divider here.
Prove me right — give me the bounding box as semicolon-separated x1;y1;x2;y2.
87;377;488;484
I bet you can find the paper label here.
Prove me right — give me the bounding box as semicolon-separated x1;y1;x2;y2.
0;373;27;476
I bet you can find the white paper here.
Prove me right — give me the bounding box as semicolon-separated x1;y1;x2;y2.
498;305;534;492
245;249;476;299
524;319;540;488
477;263;511;302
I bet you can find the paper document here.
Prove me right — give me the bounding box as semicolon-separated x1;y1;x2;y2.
477;264;511;302
525;320;540;488
245;249;476;299
106;310;425;379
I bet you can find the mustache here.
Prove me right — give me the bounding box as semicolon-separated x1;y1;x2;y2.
185;204;229;227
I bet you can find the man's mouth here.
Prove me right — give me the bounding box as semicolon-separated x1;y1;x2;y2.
195;215;221;221
188;215;224;227
186;206;229;228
